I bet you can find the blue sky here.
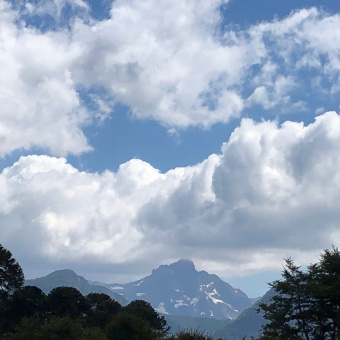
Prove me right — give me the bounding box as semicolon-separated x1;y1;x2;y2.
1;0;340;298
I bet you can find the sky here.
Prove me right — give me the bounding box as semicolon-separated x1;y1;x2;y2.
1;0;340;298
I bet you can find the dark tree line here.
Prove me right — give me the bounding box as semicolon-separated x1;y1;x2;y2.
3;242;340;340
0;243;216;340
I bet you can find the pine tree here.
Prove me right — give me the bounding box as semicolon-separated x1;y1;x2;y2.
259;247;340;340
0;244;24;294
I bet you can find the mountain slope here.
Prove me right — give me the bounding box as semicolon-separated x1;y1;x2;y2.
25;269;128;306
108;260;252;319
214;288;275;339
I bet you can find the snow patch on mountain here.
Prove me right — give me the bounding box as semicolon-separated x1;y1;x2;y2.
190;297;199;306
155;302;169;315
174;300;188;308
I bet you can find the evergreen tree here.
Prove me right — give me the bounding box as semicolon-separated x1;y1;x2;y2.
106;312;159;340
0;244;24;294
124;299;170;335
259;247;340;340
85;293;121;328
47;286;90;319
0;243;25;335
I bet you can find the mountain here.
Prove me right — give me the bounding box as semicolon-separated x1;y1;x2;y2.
25;269;128;306
106;259;252;320
214;288;275;339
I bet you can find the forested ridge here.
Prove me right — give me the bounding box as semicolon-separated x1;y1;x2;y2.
0;243;220;340
1;243;340;340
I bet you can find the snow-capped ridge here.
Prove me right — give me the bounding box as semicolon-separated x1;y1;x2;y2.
108;259;252;320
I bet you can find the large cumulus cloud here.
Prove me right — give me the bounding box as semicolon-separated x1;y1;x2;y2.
1;112;340;282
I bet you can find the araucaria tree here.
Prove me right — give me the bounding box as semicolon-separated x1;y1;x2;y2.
259;247;340;340
0;244;24;294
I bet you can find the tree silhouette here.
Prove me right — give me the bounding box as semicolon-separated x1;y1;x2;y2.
124;299;170;335
85;293;121;328
259;247;340;340
47;286;90;319
0;244;24;294
0;243;25;335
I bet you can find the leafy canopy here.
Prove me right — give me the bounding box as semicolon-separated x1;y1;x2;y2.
259;247;340;340
0;244;24;294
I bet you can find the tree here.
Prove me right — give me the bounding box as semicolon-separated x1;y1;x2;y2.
259;247;340;340
0;244;24;294
11;286;47;319
85;293;121;328
0;244;25;335
1;286;47;334
47;287;90;319
106;312;159;340
123;299;170;335
5;317;108;340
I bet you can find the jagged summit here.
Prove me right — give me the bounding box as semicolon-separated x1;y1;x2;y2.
153;259;196;275
111;259;252;319
170;259;196;270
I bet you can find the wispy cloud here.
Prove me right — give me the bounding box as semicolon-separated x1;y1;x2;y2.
1;1;340;157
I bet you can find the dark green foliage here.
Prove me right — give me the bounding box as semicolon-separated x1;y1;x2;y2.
87;292;113;307
12;286;47;319
0;243;24;294
38;317;106;340
106;312;159;340
5;317;108;340
259;247;340;340
4;317;40;340
0;244;171;340
47;286;90;319
1;286;47;334
124;299;170;334
85;293;121;328
0;244;25;335
3;288;170;340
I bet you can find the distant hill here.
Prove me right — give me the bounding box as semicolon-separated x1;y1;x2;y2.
25;269;128;306
214;288;275;340
103;259;252;320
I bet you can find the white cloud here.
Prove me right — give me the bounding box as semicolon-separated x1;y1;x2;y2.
19;0;90;20
1;2;340;156
249;7;340;94
0;1;91;156
73;4;338;125
2;112;340;283
70;0;251;128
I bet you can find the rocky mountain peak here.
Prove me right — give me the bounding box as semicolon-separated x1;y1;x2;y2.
152;259;196;276
170;259;196;270
111;259;252;320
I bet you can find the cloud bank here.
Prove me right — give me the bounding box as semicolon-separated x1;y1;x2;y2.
1;112;340;282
